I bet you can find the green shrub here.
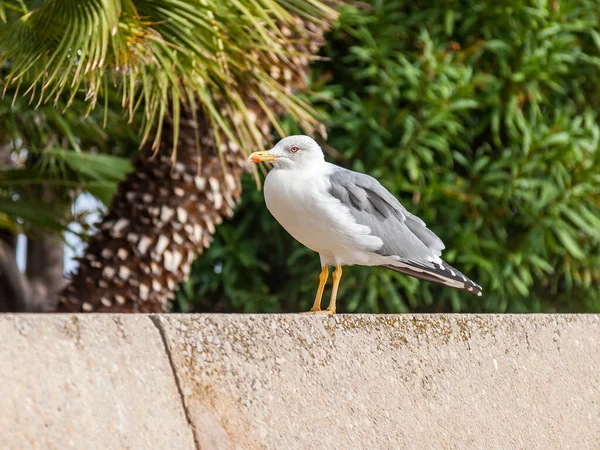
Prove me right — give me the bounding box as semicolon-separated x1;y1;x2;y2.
179;0;600;313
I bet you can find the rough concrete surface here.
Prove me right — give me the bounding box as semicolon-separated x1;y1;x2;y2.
1;314;599;450
0;315;195;450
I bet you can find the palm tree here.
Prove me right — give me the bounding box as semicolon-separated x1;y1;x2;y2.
0;0;338;312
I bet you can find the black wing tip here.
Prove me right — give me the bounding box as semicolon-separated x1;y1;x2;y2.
440;261;483;296
463;281;483;297
384;261;483;297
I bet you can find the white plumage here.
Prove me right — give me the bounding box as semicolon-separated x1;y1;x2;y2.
265;163;386;268
249;135;482;313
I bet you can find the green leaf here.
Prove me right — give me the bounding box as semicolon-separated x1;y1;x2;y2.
541;132;570;148
528;255;554;274
47;149;132;182
448;99;478;111
560;206;599;237
0;197;67;232
85;181;119;206
555;228;586;259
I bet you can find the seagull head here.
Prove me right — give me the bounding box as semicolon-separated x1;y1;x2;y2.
248;135;325;169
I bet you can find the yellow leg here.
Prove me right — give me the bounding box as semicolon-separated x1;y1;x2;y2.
325;264;343;314
304;266;328;313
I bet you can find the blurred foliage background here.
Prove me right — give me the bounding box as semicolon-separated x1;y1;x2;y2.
179;0;600;313
1;0;599;313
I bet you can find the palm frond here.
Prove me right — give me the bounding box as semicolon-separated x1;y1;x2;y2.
0;149;132;205
0;195;69;232
1;0;338;156
0;80;137;232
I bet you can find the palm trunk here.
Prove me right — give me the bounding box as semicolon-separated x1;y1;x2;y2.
0;181;67;312
0;232;27;311
0;230;66;312
59;114;245;312
26;230;67;311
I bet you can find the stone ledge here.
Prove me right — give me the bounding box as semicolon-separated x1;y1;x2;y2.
1;314;598;449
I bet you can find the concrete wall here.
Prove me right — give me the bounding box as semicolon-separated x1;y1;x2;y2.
1;314;598;449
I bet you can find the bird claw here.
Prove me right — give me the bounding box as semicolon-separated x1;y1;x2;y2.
301;309;335;315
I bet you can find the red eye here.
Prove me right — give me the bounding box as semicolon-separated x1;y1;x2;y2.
290;145;299;153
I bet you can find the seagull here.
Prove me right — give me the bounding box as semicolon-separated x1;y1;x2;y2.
248;135;482;314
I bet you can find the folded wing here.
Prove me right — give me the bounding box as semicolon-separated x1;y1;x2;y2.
327;166;482;296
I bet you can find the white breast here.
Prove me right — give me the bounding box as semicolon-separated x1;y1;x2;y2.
263;164;383;266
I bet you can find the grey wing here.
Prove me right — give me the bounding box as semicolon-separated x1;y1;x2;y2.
328;166;482;296
327;166;444;261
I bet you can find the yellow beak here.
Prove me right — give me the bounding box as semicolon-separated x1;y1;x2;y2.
248;151;279;163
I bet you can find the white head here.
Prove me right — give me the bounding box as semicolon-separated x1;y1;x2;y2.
248;135;325;169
